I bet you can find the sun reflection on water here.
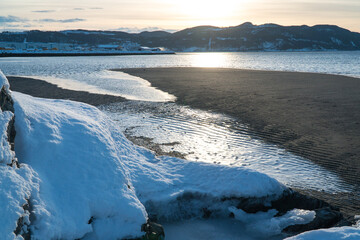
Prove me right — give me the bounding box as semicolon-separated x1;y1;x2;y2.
190;52;230;68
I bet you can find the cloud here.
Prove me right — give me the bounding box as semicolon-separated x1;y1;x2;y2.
115;26;177;33
0;15;28;23
73;8;84;11
38;18;86;23
89;7;103;9
32;10;56;13
0;28;27;32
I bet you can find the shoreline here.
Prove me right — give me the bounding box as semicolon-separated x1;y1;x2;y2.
117;67;360;188
0;51;175;58
7;76;126;106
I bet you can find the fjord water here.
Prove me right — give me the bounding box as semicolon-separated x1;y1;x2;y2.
1;52;359;211
1;52;360;101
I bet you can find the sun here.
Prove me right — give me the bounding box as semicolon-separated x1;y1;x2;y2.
176;0;244;20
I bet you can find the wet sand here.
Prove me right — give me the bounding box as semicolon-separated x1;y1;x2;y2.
7;76;126;106
117;68;360;186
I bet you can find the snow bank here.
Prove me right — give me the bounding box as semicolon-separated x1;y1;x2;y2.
13;92;147;240
123;152;286;220
285;226;360;240
10;90;287;239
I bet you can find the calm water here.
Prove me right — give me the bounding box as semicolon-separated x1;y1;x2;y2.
0;52;359;101
0;52;359;213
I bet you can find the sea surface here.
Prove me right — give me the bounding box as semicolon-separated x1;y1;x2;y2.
1;51;359;216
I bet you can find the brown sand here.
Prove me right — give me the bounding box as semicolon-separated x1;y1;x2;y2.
7;76;126;106
117;68;360;186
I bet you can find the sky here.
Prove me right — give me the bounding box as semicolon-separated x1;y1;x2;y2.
1;0;360;33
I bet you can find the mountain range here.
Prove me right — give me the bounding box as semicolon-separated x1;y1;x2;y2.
1;22;360;51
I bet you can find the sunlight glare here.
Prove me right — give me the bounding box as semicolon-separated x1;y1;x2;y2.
191;53;229;68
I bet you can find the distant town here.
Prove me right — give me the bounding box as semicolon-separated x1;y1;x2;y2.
0;38;174;56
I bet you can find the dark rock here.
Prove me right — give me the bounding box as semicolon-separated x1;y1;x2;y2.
14;200;31;240
7;115;16;151
0;86;14;113
0;85;16;151
271;189;330;214
1;85;17;164
141;221;165;240
220;195;276;214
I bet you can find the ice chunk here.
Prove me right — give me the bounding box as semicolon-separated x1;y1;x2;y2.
229;207;315;236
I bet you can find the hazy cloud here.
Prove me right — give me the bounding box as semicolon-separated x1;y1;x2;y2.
1;28;26;32
32;10;56;13
38;18;86;23
89;7;103;10
73;8;84;11
115;26;176;33
0;15;28;23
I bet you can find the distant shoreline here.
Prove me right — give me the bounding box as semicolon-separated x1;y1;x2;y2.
0;51;175;57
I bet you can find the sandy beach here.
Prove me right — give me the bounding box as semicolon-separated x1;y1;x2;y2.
117;68;360;187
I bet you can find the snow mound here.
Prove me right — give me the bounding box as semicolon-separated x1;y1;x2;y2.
13;92;147;240
123;152;286;221
285;226;360;240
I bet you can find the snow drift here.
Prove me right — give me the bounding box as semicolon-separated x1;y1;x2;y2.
285;226;360;240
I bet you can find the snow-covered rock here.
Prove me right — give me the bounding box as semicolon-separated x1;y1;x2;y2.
13;92;147;240
0;71;38;240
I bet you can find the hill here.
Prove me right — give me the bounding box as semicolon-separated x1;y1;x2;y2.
1;22;360;51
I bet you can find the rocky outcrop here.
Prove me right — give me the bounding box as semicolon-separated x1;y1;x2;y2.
1;85;16;158
140;222;165;240
0;75;31;239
